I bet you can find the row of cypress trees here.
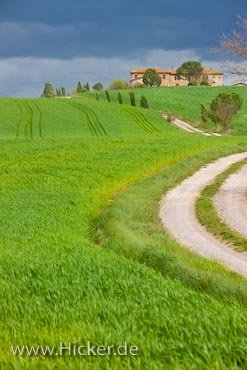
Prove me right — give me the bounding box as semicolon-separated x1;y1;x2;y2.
77;81;90;93
96;91;149;109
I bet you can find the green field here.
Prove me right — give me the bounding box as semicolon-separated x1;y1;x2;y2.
1;94;247;369
87;86;247;134
0;98;167;139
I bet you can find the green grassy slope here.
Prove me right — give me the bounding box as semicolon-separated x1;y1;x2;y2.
0;98;167;139
0;97;247;369
86;86;247;134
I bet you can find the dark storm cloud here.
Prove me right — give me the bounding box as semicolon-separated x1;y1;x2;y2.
0;0;246;58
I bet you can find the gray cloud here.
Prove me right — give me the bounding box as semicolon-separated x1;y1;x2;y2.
0;0;245;59
0;0;244;95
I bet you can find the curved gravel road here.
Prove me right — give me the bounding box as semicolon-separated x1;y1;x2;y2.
214;164;247;239
159;152;247;277
162;115;222;137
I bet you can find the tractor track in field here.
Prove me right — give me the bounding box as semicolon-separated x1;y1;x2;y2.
25;101;34;139
160;152;247;277
32;101;43;138
123;107;161;134
16;102;24;138
70;103;107;136
15;100;43;139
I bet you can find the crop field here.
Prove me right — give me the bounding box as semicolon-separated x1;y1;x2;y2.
1;94;247;369
87;86;247;134
0;98;167;139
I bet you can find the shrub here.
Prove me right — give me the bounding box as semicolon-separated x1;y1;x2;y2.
129;92;136;106
200;80;209;86
210;93;243;130
118;92;123;104
105;90;111;102
93;82;103;91
133;82;145;88
140;95;149;109
95;93;99;101
143;69;162;87
109;79;129;89
167;114;174;123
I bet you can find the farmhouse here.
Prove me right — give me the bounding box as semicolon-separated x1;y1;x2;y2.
232;82;247;87
130;67;224;87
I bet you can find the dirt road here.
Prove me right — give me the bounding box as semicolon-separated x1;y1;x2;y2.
159;153;247;277
162;115;222;136
214;164;247;239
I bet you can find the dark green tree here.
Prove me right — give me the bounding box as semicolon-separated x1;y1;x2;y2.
77;81;83;93
143;68;162;87
43;82;56;98
93;82;103;91
105;90;111;102
176;61;203;85
118;92;123;104
129;92;136;106
84;82;90;92
95;93;99;101
140;95;149;109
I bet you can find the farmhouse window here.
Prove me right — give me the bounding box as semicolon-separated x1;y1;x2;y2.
163;75;166;79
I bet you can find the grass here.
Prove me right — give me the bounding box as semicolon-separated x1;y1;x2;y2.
94;144;247;305
196;159;247;252
85;86;247;134
1;95;247;368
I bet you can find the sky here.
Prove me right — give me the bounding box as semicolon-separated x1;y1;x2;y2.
0;0;246;96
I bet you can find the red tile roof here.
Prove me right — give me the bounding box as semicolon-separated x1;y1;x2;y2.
131;67;223;76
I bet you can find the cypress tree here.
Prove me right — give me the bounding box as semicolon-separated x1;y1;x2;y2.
118;92;123;104
140;95;149;109
61;87;66;97
96;93;99;101
105;90;111;102
77;81;83;93
129;92;136;106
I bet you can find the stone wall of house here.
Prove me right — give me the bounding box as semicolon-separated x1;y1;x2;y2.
130;69;224;87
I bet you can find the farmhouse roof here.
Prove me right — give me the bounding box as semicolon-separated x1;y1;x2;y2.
202;69;224;75
131;67;176;75
232;82;247;86
131;67;223;76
